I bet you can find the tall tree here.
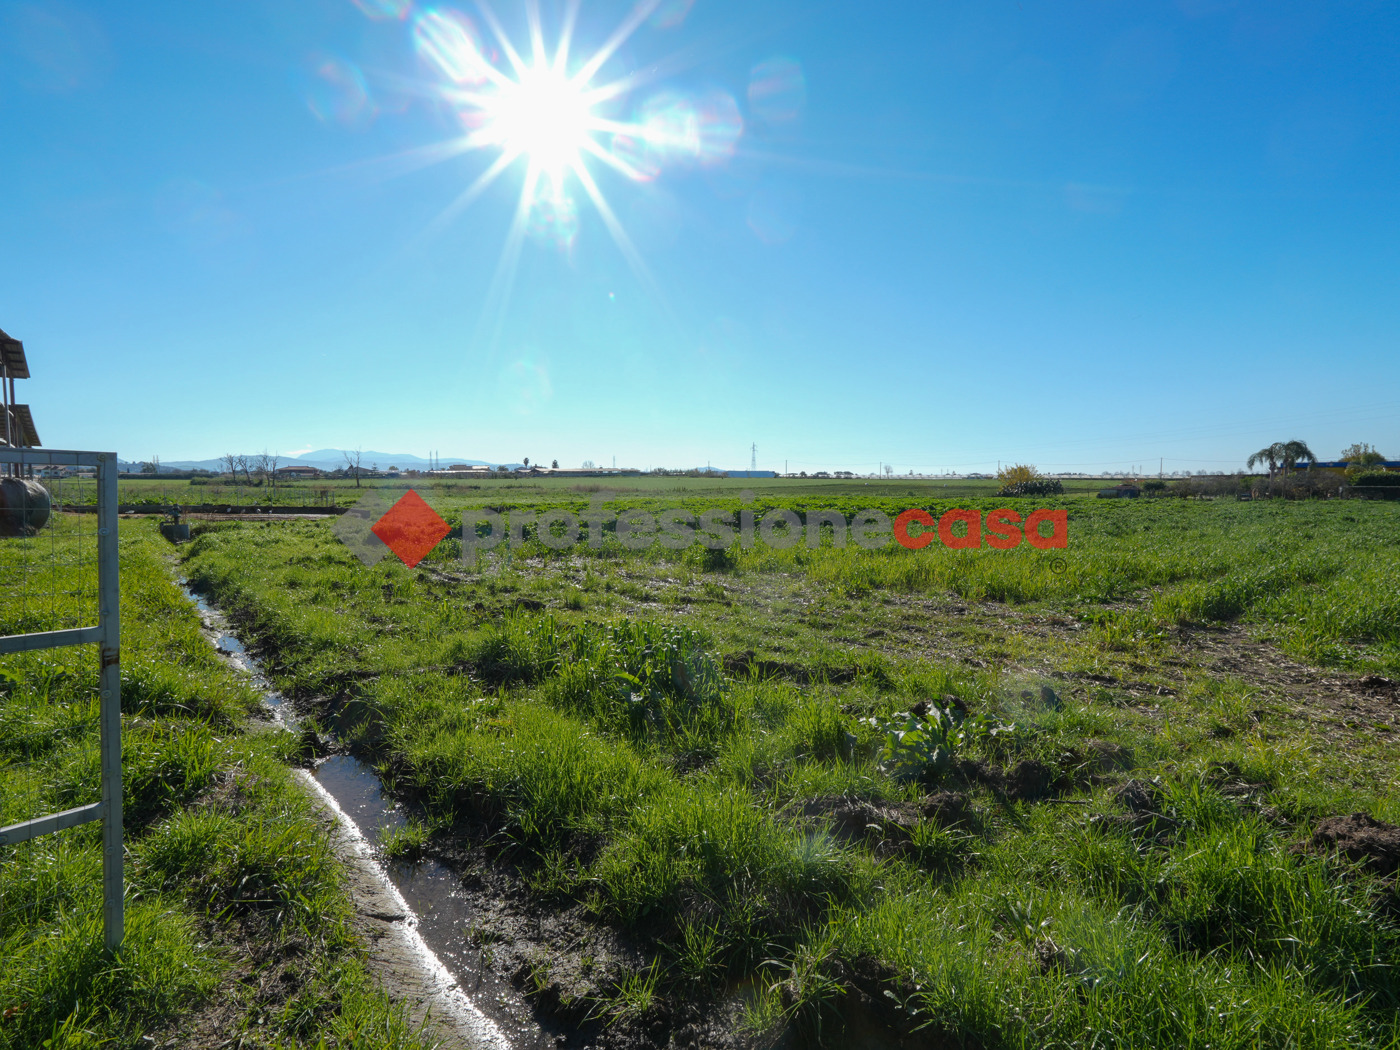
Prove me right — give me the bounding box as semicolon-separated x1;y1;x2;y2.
1340;442;1385;468
1279;440;1316;479
343;448;363;488
265;452;280;494
1246;443;1285;480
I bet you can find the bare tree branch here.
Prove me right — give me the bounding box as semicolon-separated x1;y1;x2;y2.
343;448;363;488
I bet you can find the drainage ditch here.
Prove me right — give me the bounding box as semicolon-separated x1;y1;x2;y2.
179;582;551;1050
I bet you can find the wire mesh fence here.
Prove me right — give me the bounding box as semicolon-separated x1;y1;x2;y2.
0;448;122;952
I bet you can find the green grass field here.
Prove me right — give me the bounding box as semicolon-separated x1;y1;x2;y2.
46;472;1119;510
167;489;1400;1049
0;518;433;1050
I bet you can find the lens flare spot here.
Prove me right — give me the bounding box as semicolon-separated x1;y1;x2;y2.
2;2;109;93
497;359;553;414
633;89;742;169
350;0;413;20
413;8;490;84
610;132;661;182
746;182;802;245
694;90;743;165
747;56;806;124
305;56;372;125
526;189;580;248
637;91;700;164
648;0;695;30
154;178;241;246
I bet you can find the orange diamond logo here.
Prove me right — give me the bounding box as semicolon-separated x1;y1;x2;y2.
371;490;450;568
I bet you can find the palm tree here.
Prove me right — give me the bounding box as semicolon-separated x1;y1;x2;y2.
1248;440;1317;496
1247;442;1285;480
1279;439;1316;478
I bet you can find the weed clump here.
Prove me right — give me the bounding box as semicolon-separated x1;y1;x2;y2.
864;701;1015;782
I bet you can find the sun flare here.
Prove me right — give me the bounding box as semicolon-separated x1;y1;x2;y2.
485;64;594;179
372;1;747;340
409;2;741;253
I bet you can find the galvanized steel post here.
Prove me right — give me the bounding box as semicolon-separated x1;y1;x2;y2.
97;451;124;951
0;447;123;949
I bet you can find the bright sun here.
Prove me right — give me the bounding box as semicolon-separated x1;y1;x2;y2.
396;1;743;323
486;64;595;179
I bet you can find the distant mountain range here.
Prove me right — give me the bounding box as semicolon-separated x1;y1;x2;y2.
130;449;494;472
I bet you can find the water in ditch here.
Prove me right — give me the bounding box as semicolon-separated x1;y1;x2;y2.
178;581;549;1049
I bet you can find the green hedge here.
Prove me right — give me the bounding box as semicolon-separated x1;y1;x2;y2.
996;478;1065;497
1352;471;1400;488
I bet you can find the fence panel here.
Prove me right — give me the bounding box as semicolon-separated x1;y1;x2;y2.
0;448;122;951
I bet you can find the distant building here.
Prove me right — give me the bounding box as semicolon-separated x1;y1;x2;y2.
1311;460;1400;474
542;466;633;477
432;464;495;475
276;464;322;478
1097;484;1140;499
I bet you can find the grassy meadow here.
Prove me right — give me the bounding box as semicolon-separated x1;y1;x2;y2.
168;487;1400;1049
0;518;433;1049
42;472;1119;510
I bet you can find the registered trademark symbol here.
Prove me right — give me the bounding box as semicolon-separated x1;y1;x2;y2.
1049;556;1068;575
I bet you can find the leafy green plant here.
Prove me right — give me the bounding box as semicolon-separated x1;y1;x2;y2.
683;543;738;573
866;709;958;780
996;463;1042;487
996;478;1065;497
865;704;1014;781
1341;442;1386;481
1351;471;1400;488
995;463;1064;497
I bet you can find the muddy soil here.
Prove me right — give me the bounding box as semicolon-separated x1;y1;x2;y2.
1300;813;1400;877
419;837;754;1050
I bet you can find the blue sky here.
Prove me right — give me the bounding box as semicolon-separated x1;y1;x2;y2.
2;0;1397;473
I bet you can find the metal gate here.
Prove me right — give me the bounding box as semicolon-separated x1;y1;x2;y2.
0;447;122;951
